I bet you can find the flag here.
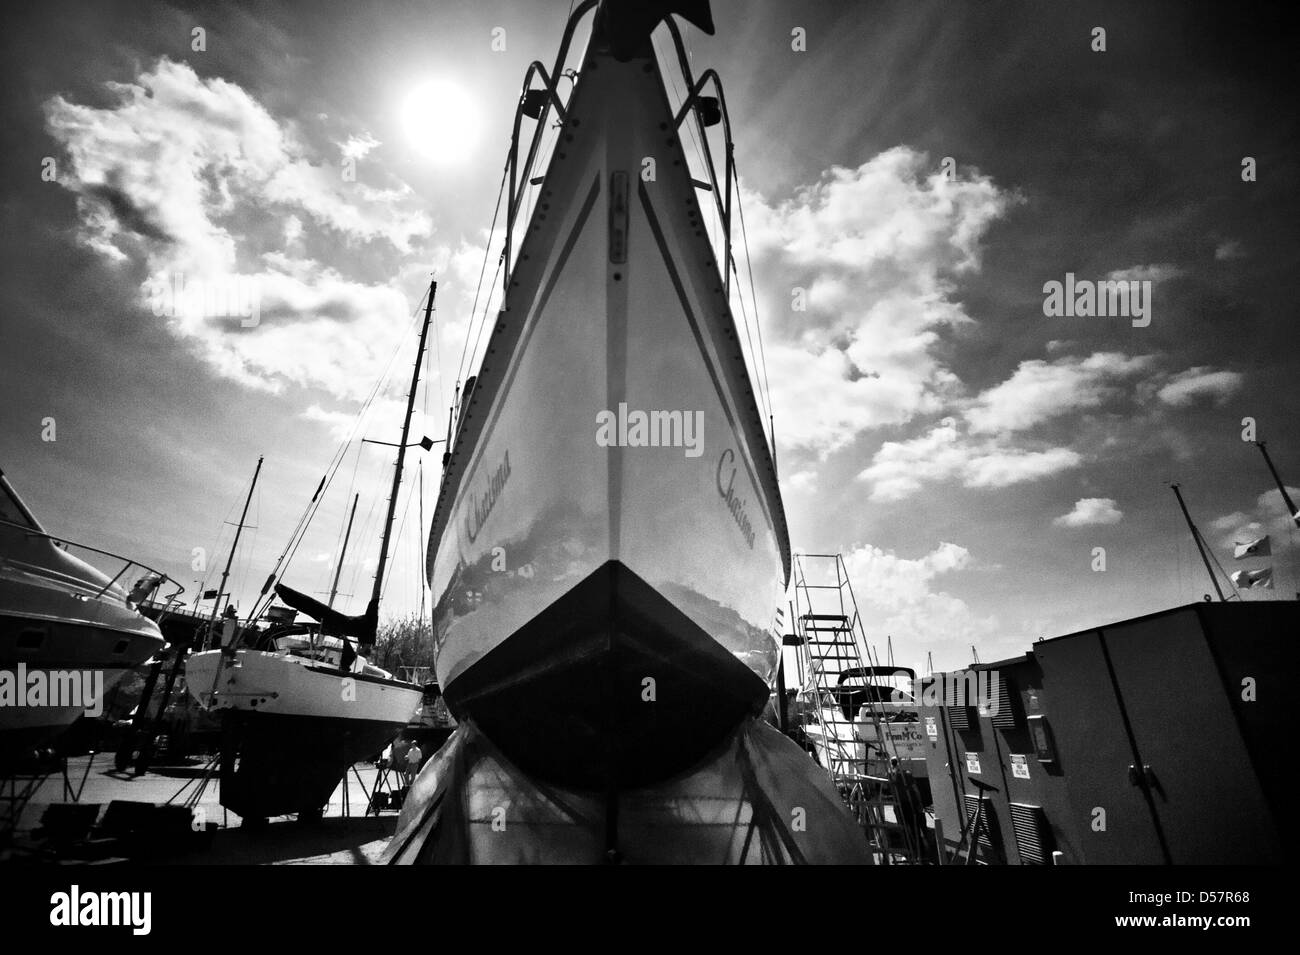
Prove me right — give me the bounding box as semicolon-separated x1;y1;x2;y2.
1231;567;1274;590
1233;535;1271;559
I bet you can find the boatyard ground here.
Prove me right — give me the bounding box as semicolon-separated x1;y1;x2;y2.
7;755;396;864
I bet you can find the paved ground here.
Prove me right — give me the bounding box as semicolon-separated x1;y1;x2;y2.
8;754;403;864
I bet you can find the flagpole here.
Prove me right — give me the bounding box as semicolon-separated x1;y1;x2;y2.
1254;441;1300;529
1170;483;1226;601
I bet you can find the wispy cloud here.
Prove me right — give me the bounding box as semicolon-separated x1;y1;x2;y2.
964;352;1154;435
857;416;1081;502
1156;367;1244;407
1105;263;1184;284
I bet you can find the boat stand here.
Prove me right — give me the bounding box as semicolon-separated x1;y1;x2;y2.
358;759;404;816
167;752;220;813
1;753;94;843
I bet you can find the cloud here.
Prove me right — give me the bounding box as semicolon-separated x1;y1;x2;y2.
964;351;1154;434
1214;240;1245;261
1105;263;1184;284
840;541;997;649
1053;497;1123;527
1156;367;1244;407
1211;486;1300;549
858;416;1081;501
43;58;436;401
339;133;380;161
740;147;1016;458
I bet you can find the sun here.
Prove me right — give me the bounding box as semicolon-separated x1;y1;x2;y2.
401;78;481;164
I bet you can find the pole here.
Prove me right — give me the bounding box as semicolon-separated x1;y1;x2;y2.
417;460;427;622
205;455;263;646
372;279;436;612
1171;483;1225;601
328;493;360;609
1256;441;1300;528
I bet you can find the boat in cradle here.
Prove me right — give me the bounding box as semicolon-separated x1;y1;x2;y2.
184;287;439;822
184;622;421;821
0;468;171;766
427;0;791;793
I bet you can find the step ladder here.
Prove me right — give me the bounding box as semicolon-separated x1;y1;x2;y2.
789;553;926;864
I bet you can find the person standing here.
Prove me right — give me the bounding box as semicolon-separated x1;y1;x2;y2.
405;742;424;786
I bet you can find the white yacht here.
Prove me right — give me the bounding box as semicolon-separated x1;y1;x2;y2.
0;468;167;764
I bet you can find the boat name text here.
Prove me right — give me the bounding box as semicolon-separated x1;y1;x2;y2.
465;451;512;544
717;449;756;550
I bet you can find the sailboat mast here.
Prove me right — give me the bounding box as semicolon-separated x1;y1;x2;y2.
328;492;360;609
1170;482;1226;601
207;454;263;642
1255;441;1300;528
371;278;436;608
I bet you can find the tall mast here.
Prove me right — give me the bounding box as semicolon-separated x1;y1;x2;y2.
1255;441;1300;529
206;455;263;643
328;492;360;609
371;278;436;610
417;460;427;622
1170;482;1226;601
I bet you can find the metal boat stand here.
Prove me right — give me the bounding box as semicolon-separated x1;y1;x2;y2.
1;752;95;843
166;752;220;813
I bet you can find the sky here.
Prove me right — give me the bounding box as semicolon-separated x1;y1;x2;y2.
1;0;1297;671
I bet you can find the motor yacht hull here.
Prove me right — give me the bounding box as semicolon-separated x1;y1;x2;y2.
1;507;164;764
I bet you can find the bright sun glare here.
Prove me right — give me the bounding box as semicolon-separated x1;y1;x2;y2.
401;78;481;164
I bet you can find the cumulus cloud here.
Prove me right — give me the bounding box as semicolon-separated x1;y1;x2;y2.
840;541;997;648
741;147;1015;458
1156;367;1244;407
1053;497;1123;527
857;416;1081;501
1214;240;1245;261
1211;486;1300;549
43;58;436;401
964;351;1154;434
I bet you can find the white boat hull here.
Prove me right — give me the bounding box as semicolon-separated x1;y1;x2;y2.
184;648;422;818
1;501;164;762
427;30;789;788
184;648;421;725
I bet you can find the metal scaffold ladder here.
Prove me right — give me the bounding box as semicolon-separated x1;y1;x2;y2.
789;553;925;864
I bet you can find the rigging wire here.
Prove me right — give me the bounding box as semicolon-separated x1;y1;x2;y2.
735;170;774;430
246;285;431;622
464;248;506;379
1203;531;1241;601
456;158;510;386
652;25;774;434
381;468;421;604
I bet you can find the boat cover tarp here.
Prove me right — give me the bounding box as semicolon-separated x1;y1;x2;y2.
382;717;872;864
